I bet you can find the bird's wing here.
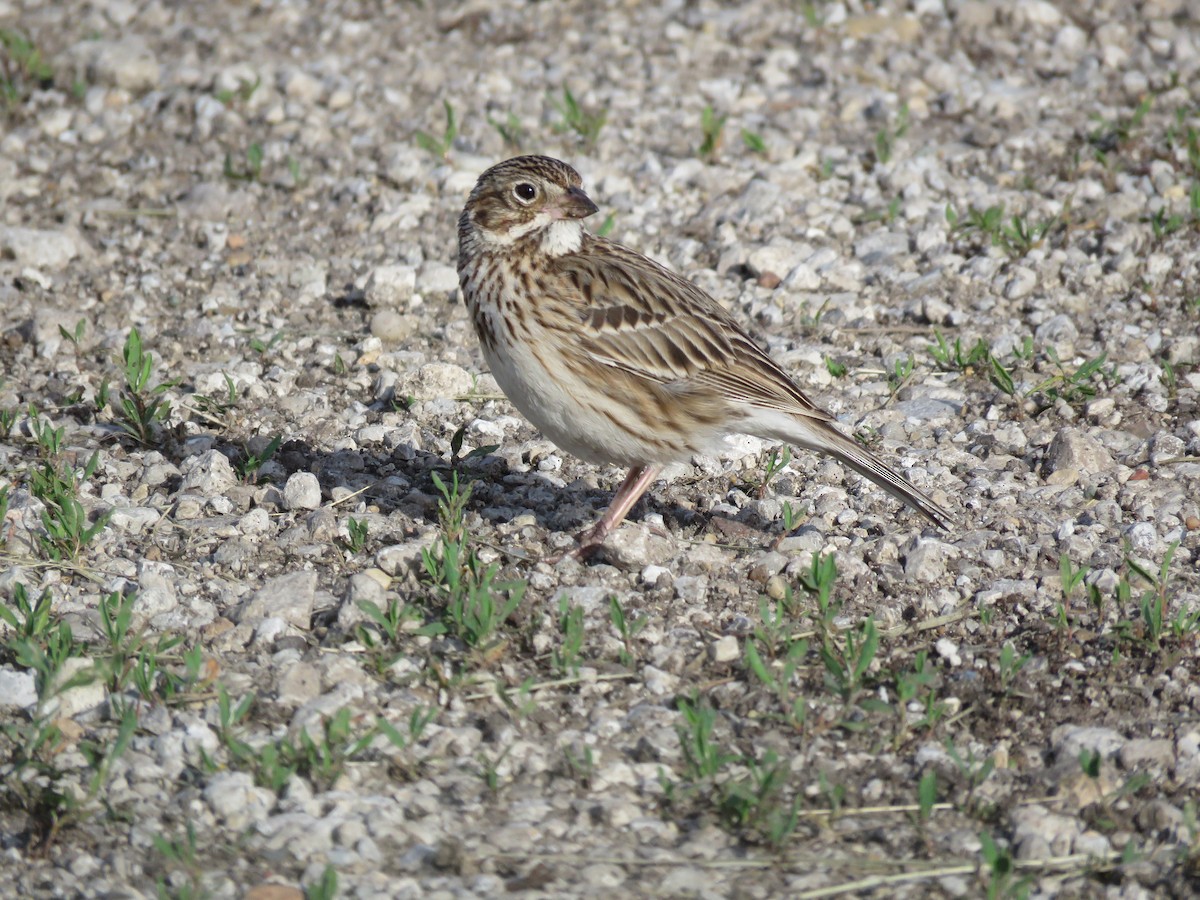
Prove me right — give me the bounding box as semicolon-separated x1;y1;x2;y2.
549;235;835;423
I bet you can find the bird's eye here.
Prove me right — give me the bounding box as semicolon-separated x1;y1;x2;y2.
513;182;537;203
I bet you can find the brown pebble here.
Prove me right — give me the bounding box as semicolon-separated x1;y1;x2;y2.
226;232;247;250
757;271;781;288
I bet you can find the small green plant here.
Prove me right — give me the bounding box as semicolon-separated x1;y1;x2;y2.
447;424;499;471
487;110;525;150
596;213;616;238
947;203;1053;256
355;595;421;675
1123;541;1187;644
0;483;11;549
108;327;180;444
946;738;996;807
979;829;1029;900
744;625;809;732
800;551;839;619
415;99;457;159
819;615;879;714
215;75;261;107
997;642;1030;693
553;596;586;675
697;105;727;160
887;354;915;395
824;356;847;378
562;742;596;788
741;128;766;154
190;372;239;424
780;500;803;532
752;446;792;499
917;770;938;823
1028;348;1112;408
927;330;990;371
675;694;740;780
553;86;606;150
0;594;136;849
152;822;206;899
249;330;283;356
28;444;110;562
421;471;525;649
236;434;282;483
1088;95;1152;161
58;319;86;348
223;142;264;182
892;650;946;747
0;29;53;111
476;744;514;793
873;102;909;166
286;708;379;790
305;864;339;900
609;596;647;668
340;516;369;554
376;706;436;756
1145;206;1185;241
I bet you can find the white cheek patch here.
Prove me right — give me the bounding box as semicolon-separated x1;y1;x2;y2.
475;212;551;247
540;220;583;256
473;212;582;256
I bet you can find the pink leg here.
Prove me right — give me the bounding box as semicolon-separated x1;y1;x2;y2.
572;465;662;558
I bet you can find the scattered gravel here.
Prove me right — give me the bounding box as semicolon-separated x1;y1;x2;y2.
2;0;1199;897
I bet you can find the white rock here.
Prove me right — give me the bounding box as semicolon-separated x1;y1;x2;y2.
0;227;81;270
179;450;238;494
0;666;37;709
283;472;321;510
237;570;317;629
364;264;416;307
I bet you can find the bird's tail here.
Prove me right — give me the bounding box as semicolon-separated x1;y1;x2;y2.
748;408;954;531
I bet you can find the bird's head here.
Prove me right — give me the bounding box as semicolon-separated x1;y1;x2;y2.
459;155;598;254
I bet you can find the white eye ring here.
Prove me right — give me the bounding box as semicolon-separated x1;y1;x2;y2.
513;182;537;203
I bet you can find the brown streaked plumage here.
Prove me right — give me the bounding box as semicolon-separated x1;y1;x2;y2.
456;155;953;557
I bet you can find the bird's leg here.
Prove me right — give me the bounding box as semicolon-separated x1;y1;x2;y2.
571;464;662;558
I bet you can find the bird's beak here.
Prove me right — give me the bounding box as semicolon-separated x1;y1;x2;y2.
548;186;599;220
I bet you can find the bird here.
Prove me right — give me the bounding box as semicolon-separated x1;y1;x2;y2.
456;155;953;558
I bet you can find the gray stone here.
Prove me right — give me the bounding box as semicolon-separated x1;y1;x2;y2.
283;472;321;510
236;570;317;629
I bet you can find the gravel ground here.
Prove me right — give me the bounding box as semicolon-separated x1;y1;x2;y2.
2;0;1200;897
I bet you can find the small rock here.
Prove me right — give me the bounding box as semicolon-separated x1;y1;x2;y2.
276;662;322;707
283;472;321;510
602;524;674;569
1118;738;1174;771
0;666;37;709
417;262;460;296
398;362;474;400
180;450;238;494
370;309;418;342
76;36;160;91
1051;724;1126;761
49;658;105;718
0;226;82;270
203;771;275;829
854;231;910;263
673;574;708;604
237;571;317;630
364;264;416;307
1044;428;1113;477
934;638;961;667
709;635;739;663
748;552;787;582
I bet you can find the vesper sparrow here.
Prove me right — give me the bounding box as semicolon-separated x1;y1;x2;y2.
457;155;952;557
